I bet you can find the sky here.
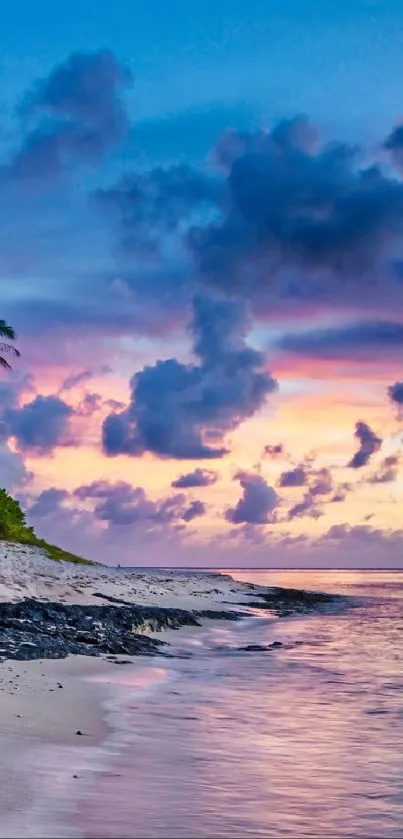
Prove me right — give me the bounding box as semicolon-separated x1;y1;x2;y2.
1;0;403;568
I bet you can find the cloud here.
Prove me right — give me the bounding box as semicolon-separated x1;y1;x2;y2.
96;163;221;260
384;123;403;174
188;117;403;316
28;487;69;518
102;294;277;459
285;466;335;519
278;465;307;488
367;454;400;484
287;493;323;521
74;479;199;529
2;395;74;455
226;471;278;525
348;421;382;469
263;443;284;458
9;50;132;181
331;482;352;503
0;443;32;491
181;500;206;521
61;369;94;391
309;467;333;496
388;381;403;409
171;468;218;488
76;392;102;417
277;321;403;362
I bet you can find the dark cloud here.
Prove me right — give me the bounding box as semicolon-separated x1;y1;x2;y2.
278;321;403;361
3;395;74;454
97;163;221;258
171;468;218;488
188;117;403;312
9;50;132;181
348;421;382;469
278;465;307;488
74;479;198;529
384;124;403;174
181;500;206;521
226;471;278;525
388;381;403;408
102;295;277;460
263;443;284;458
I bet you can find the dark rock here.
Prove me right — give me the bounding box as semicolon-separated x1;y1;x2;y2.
76;730;83;736
0;597;240;662
239;586;339;616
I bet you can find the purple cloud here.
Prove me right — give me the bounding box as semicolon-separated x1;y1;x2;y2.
181;500;206;522
287;494;323;521
226;471;278;525
388;381;403;409
278;465;307;488
2;395;74;455
74;479;198;528
29;487;69;518
367;454;400;484
171;468;218;488
278;321;403;362
103;295;277;460
348;421;382;469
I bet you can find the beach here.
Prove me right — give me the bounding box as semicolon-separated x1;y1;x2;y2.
0;542;275;836
2;547;402;837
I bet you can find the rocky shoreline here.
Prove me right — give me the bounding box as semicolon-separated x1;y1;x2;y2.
0;586;340;662
239;585;339;615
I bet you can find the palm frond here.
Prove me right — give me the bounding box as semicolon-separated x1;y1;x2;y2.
0;342;20;357
0;355;12;370
0;320;16;341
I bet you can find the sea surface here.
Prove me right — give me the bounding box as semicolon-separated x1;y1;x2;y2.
14;571;403;838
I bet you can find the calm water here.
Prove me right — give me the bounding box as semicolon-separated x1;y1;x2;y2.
72;570;403;838
12;570;403;839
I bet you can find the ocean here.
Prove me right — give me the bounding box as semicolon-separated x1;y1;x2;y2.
12;570;403;838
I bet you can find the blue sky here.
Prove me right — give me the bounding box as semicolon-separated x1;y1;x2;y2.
3;0;403;146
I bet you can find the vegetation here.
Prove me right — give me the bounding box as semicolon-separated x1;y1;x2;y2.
0;322;93;564
0;488;94;565
0;320;20;370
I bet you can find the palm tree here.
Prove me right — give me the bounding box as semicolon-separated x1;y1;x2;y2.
0;320;20;370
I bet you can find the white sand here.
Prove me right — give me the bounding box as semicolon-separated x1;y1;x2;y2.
0;540;254;610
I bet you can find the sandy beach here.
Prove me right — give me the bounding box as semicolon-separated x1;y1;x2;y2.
0;542;262;836
0;543;340;837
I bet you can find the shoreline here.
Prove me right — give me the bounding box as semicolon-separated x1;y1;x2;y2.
0;546;342;837
0;653;175;838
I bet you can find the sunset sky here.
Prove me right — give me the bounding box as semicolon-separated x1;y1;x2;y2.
1;0;403;567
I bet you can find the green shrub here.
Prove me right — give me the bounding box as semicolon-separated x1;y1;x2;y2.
0;488;35;541
0;487;94;564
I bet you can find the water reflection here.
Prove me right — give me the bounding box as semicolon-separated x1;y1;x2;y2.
78;572;403;838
